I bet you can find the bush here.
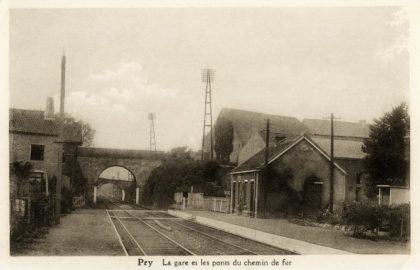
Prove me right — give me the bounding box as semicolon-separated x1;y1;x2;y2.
341;202;410;239
386;204;410;239
316;208;341;225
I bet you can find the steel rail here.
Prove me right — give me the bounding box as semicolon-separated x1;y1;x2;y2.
110;200;256;255
109;210;148;256
166;219;258;255
122;210;196;255
105;198;195;256
106;210;129;256
103;199;147;256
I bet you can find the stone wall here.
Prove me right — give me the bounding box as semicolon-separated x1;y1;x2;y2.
77;155;161;202
9;132;60;178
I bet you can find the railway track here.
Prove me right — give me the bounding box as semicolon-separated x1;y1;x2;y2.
103;198;193;256
102;197;295;255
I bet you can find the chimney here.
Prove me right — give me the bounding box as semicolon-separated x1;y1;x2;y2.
45;97;55;120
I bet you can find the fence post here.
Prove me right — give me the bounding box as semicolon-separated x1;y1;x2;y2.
136;187;140;205
220;200;223;212
213;198;216;212
27;197;31;224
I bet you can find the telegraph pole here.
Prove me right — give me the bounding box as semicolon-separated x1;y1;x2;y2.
201;68;215;160
329;113;334;213
55;50;66;224
148;113;157;160
322;113;339;213
264;118;270;166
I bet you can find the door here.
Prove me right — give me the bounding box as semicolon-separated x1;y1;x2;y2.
303;175;323;213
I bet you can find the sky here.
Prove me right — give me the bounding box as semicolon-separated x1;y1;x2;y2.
9;7;409;151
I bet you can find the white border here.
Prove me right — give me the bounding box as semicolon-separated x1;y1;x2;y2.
1;0;420;269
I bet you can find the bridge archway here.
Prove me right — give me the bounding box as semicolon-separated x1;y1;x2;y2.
76;147;162;205
95;166;136;203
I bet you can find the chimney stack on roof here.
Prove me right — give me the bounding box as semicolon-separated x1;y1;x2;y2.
44;97;55;120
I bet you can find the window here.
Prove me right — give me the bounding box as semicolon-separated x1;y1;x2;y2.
30;144;45;160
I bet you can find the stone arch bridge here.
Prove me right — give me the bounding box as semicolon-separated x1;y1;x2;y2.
76;147;163;204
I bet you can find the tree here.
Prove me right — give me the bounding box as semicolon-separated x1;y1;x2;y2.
214;117;234;163
143;154;225;207
61;114;96;146
81;121;95;147
362;103;410;197
168;146;192;159
10;161;33;197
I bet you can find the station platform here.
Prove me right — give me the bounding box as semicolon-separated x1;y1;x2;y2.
169;210;410;255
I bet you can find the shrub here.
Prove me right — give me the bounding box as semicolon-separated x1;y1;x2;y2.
316;208;341;225
386;204;410;239
341;202;410;239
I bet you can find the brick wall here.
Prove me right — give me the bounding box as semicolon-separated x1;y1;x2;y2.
9;132;60;177
270;139;347;208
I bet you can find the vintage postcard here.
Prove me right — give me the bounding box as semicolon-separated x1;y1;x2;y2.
1;0;420;269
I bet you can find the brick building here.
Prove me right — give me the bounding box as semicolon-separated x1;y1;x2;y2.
228;112;370;217
9;98;82;198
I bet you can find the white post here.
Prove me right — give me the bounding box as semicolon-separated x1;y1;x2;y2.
122;189;125;201
136;187;140;204
378;187;382;205
182;197;186;210
93;185;97;204
213;198;216;212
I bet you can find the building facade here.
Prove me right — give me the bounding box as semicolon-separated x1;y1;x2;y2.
9;98;82;198
230;134;368;218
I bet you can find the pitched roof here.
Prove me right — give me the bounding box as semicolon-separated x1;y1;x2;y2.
217;108;306;145
310;136;366;159
232;136;300;172
303;118;369;138
232;135;347;174
10;108;82;142
10;108;59;136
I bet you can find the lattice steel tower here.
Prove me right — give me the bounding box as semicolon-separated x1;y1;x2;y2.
148;113;157;159
201;68;215;160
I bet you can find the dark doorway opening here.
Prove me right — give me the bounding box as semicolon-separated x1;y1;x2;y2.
303;175;323;214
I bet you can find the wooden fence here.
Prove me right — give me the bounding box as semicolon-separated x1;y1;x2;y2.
72;196;86;208
173;192;230;213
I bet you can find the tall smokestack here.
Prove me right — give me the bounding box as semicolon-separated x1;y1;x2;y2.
55;49;66;224
60;50;66;116
44;97;55;120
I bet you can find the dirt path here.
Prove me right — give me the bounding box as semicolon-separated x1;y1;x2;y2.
13;209;125;256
